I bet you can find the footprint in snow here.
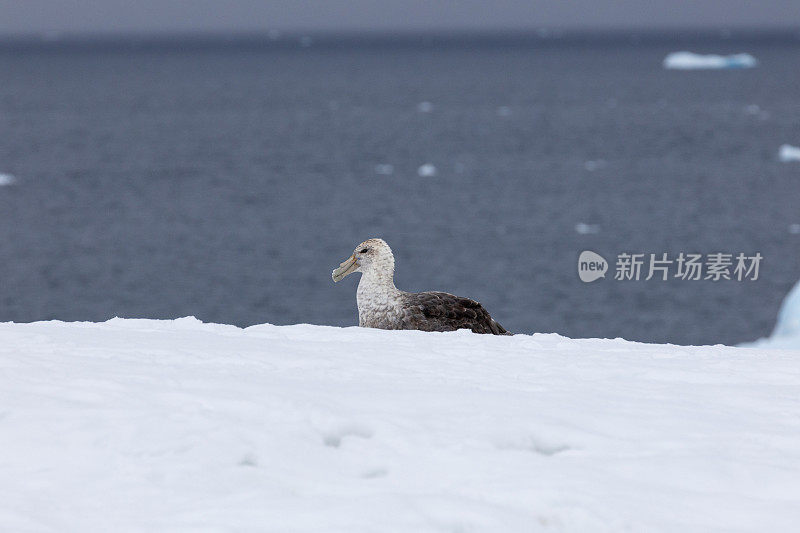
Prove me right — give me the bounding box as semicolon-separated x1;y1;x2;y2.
495;435;571;456
322;423;374;448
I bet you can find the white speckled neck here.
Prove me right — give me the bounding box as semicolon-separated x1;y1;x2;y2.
355;249;404;328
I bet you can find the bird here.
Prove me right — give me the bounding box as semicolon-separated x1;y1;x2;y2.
332;238;509;335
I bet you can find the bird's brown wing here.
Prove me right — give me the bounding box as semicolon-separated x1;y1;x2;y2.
399;292;510;335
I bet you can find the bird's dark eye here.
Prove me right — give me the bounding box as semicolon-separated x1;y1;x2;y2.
359;248;369;253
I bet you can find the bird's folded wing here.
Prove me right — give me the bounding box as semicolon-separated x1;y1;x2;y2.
399;292;508;334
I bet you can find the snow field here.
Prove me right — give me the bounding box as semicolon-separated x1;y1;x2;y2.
2;318;800;532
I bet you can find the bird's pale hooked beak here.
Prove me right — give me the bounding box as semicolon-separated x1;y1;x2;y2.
332;254;358;282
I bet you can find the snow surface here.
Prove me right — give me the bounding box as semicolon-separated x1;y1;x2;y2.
3;318;800;532
663;52;757;70
779;144;800;162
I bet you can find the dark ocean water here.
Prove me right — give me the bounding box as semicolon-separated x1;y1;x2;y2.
1;33;799;345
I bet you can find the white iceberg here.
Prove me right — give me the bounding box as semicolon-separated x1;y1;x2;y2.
416;101;434;113
772;279;800;338
663;51;757;70
746;278;800;349
0;173;16;186
417;163;437;177
779;144;800;162
2;318;800;531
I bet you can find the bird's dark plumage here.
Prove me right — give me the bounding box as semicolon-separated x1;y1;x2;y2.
400;292;509;335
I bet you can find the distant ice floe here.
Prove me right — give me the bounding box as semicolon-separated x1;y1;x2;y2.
416;101;434;113
744;104;770;120
0;173;16;186
779;145;800;162
663;51;757;70
374;164;394;176
417;164;437;177
789;224;800;234
496;106;512;117
575;223;600;235
584;160;607;172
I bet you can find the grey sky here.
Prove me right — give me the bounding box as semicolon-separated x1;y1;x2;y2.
1;0;799;35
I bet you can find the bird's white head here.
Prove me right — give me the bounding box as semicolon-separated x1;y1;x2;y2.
332;238;395;282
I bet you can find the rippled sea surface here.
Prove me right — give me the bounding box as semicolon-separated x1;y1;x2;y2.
1;34;799;345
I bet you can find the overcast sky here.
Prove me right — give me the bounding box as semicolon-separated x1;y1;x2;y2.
1;0;799;35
